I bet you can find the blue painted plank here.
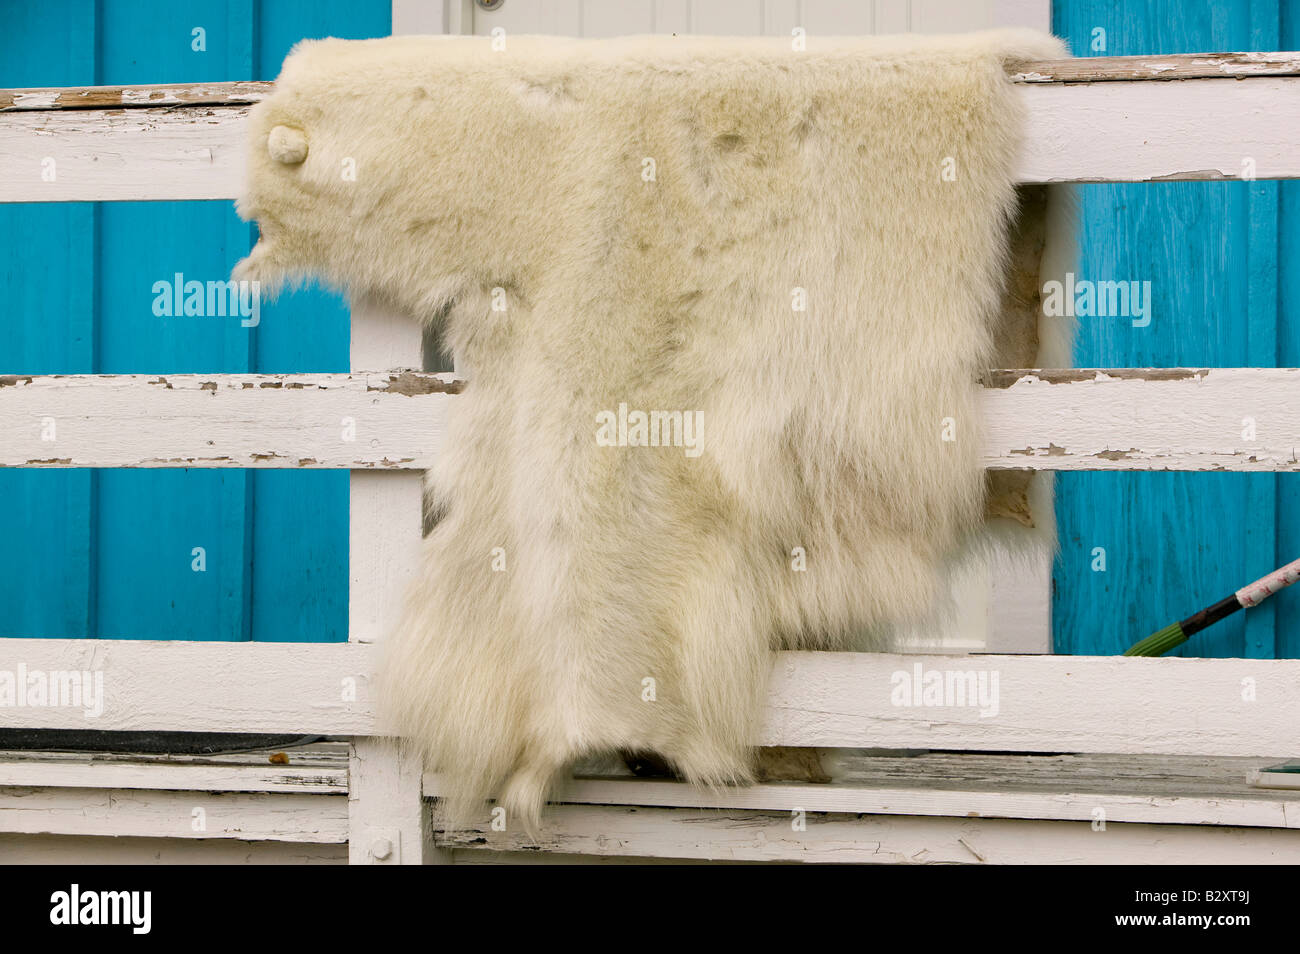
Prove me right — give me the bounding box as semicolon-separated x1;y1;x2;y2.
1051;0;1288;657
0;0;98;638
93;0;258;640
1275;0;1300;658
1240;0;1282;660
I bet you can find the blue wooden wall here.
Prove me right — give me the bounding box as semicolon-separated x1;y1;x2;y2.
0;0;391;641
1052;0;1299;658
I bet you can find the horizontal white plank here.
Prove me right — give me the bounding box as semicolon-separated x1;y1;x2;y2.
0;73;1297;201
981;368;1300;471
1020;76;1300;182
0;373;456;469
0;80;269;111
0;786;346;842
3;369;1299;471
0;105;252;202
0;834;346;863
1007;51;1300;83
3;54;1295;112
0;744;348;793
760;651;1300;757
1;639;1297;759
438;752;1296;829
6;55;1296;114
0;638;377;734
435;803;1300;863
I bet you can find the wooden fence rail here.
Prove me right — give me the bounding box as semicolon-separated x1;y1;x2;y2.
0;638;1296;759
1;53;1298;200
2;369;1298;471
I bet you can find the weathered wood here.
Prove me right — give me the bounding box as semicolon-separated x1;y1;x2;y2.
434;802;1300;863
1009;50;1300;83
983;367;1300;471
0;372;457;470
1;54;1294;113
347;296;429;641
0;105;252;202
0;834;346;863
349;739;438;864
1019;75;1300;182
3;369;1299;472
0;743;349;793
431;752;1300;829
1;64;1297;200
0;80;270;111
0;638;378;735
0;786;347;842
346;275;442;864
1;639;1296;758
759;651;1300;756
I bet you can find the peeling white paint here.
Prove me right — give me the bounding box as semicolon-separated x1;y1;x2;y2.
982;368;1300;470
3;369;1296;472
0;106;251;201
1018;77;1300;183
506;752;1300;830
2;73;1299;200
434;801;1300;863
0;373;454;468
10;90;59;109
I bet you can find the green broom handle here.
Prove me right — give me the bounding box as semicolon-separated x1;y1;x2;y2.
1125;555;1300;657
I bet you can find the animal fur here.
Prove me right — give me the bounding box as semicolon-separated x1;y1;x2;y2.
234;30;1071;827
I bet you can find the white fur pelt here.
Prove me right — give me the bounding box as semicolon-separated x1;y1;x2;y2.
234;29;1070;828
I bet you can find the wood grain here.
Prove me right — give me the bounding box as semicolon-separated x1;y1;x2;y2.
0;639;1296;759
2;54;1296;112
436;752;1299;829
0;786;347;842
2;61;1298;201
433;802;1300;863
3;369;1298;472
0;743;349;793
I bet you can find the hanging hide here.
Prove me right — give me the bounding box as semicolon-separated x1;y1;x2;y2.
234;30;1072;827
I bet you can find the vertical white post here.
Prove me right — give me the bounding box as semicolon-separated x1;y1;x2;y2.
347;300;425;648
346;0;468;865
349;739;435;865
346;292;439;864
345;0;462;869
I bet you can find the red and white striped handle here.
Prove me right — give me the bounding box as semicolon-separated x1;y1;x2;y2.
1236;556;1300;608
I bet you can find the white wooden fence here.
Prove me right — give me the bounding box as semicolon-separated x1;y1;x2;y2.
2;51;1300;864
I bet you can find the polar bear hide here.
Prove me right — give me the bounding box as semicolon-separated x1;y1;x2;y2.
234;29;1071;828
